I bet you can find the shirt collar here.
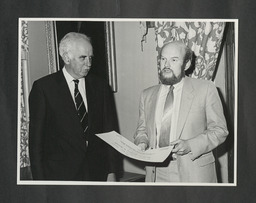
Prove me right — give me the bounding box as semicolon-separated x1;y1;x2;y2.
62;67;85;84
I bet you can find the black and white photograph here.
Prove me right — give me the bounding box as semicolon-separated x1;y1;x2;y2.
2;0;256;202
18;19;237;186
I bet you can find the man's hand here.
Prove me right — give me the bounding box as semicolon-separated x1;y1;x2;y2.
170;139;191;156
137;143;147;151
107;173;116;182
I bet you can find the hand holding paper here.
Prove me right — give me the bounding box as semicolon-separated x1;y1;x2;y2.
137;143;147;151
96;131;173;163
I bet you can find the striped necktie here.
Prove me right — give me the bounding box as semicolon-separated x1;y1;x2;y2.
73;79;89;139
159;86;174;148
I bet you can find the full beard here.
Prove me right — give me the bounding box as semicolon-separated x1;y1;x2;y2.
159;68;184;85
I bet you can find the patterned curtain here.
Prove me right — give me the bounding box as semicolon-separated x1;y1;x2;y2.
154;21;226;80
20;21;32;179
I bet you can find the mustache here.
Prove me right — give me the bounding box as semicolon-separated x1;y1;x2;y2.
162;67;173;72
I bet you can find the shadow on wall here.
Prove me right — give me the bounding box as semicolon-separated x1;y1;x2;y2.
215;87;234;183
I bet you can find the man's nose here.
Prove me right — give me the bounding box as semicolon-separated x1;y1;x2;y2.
165;59;171;68
85;57;92;66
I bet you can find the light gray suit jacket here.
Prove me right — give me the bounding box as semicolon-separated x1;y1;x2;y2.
134;77;228;183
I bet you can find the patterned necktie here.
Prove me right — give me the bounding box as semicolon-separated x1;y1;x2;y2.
73;79;89;139
159;86;174;148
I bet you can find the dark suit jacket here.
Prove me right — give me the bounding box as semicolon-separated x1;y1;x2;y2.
29;70;121;181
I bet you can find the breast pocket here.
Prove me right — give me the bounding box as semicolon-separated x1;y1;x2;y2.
189;104;204;113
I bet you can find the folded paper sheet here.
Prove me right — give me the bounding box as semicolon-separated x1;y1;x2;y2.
96;131;173;163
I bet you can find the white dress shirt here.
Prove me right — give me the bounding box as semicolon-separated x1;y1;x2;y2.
62;67;88;111
155;78;184;148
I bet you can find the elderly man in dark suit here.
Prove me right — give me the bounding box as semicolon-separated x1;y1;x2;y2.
29;32;120;181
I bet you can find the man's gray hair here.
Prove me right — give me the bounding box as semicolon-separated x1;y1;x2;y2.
59;32;91;58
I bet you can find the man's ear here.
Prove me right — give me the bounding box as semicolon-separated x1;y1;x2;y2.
62;53;70;64
184;60;191;71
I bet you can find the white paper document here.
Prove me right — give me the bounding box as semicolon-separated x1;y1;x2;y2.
96;131;173;163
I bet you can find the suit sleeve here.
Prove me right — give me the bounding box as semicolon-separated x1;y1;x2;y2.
103;82;123;176
188;82;229;160
28;81;46;180
134;91;150;148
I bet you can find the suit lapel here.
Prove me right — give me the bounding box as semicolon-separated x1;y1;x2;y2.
147;85;161;148
55;71;87;152
56;71;78;117
176;77;195;139
84;75;97;128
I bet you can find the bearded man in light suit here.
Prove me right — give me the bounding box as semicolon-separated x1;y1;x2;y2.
134;41;228;183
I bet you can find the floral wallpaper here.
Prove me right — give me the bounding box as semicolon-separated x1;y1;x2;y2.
154;21;226;80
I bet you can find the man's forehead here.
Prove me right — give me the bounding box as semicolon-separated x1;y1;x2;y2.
71;40;93;53
73;39;92;48
161;43;185;57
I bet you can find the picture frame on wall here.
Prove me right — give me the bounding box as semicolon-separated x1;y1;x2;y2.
44;20;118;92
